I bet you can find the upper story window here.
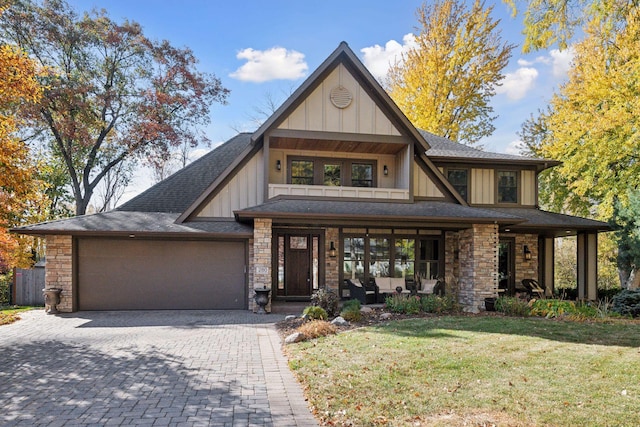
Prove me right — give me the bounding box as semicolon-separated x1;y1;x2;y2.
497;171;518;203
351;163;374;187
291;160;314;185
446;169;468;202
288;157;376;187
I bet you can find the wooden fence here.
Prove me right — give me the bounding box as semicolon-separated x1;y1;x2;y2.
13;265;45;306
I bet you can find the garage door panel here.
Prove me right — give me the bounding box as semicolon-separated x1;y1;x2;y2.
78;239;246;310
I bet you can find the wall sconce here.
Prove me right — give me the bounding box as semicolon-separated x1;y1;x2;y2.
454;249;459;261
383;165;388;176
524;245;532;260
329;241;337;258
276;159;281;171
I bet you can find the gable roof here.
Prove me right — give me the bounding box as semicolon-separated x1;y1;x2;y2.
251;41;432;153
421;130;560;171
118;133;253;213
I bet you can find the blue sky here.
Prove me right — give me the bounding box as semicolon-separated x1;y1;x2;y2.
67;0;574;201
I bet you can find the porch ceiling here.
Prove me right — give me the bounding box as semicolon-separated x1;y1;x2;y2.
270;136;406;155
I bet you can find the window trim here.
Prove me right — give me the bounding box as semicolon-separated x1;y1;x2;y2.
496;170;519;204
287;156;377;187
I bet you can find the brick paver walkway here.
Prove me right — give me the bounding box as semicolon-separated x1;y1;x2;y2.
0;310;318;426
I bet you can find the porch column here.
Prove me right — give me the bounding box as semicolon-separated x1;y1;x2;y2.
458;224;499;312
577;232;598;300
45;235;75;312
540;237;555;297
325;227;340;294
252;218;272;312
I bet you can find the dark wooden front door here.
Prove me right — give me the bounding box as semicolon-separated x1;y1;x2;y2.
285;235;312;296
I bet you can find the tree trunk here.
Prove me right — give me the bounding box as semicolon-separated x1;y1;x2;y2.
620;267;640;289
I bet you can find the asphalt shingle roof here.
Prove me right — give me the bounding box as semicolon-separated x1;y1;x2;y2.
237;199;522;224
117;133;253;213
486;207;610;230
420;130;553;163
12;211;253;237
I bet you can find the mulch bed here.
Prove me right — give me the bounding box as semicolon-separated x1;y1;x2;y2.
274;307;473;342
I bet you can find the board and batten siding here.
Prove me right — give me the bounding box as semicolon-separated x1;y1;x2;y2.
470;168;494;205
413;165;445;198
277;64;401;136
197;150;264;218
521;169;536;206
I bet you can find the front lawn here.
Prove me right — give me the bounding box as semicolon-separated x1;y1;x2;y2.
0;306;34;326
287;316;640;426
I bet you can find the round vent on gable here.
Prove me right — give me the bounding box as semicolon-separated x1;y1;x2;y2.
329;86;353;109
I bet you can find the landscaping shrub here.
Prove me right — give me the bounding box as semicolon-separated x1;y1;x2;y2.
495;296;530;316
421;294;457;313
340;299;362;322
611;289;640;317
310;288;339;317
385;294;421;314
599;288;622;301
296;320;337;339
303;305;328;320
0;272;11;305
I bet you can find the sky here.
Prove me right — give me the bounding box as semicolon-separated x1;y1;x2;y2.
66;0;574;203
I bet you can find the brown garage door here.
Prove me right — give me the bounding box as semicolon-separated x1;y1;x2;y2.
78;238;246;310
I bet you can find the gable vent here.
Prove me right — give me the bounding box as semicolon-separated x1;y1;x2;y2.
329;86;353;109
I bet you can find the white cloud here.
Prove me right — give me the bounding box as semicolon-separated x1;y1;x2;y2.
495;67;539;100
549;47;575;78
361;33;417;81
230;47;308;83
504;139;525;155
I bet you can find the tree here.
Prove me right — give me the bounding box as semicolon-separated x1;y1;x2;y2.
387;0;514;146
522;6;640;287
0;0;229;215
0;39;45;268
504;0;635;52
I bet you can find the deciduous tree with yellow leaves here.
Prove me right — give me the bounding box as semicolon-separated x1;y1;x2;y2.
387;0;514;146
519;3;640;288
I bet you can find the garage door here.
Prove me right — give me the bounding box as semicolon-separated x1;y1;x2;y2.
78;238;246;310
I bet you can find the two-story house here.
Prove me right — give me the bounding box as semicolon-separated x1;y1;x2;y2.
14;42;609;312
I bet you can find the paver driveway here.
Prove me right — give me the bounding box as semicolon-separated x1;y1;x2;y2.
0;310;318;427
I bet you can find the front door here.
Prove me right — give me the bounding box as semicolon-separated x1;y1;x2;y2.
285;235;312;296
499;237;516;295
275;232;322;299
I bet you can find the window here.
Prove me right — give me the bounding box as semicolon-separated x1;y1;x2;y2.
369;238;390;278
417;239;440;280
394;239;415;278
447;169;468;201
323;163;341;186
351;163;373;187
291;160;314;185
497;171;518;203
289;157;376;187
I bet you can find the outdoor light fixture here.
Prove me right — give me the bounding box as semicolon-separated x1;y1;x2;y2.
524;245;532;260
329;241;337;258
383;165;388;176
276;159;281;171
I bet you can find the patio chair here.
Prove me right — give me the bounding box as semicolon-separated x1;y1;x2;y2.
521;279;545;299
433;280;445;296
345;279;377;305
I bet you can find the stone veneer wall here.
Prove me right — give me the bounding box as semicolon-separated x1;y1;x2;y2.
252;219;272;312
515;234;538;286
325;227;339;293
45;235;74;312
444;231;460;295
457;224;498;312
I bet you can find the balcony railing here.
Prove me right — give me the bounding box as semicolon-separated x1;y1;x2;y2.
268;184;409;200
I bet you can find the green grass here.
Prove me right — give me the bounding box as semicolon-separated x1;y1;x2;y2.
0;306;34;326
287;316;640;426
